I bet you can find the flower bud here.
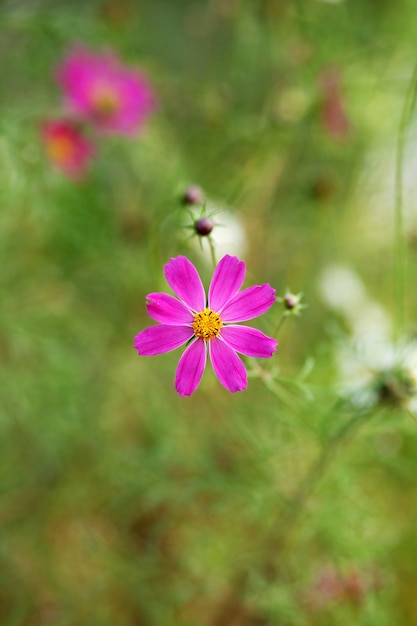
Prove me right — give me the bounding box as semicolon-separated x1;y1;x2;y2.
182;185;204;206
278;291;306;317
283;293;299;310
194;216;214;236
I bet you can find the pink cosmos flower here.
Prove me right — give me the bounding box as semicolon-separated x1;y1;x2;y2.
134;255;278;397
41;119;95;179
56;46;156;135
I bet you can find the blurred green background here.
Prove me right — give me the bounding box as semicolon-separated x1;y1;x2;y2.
3;0;417;624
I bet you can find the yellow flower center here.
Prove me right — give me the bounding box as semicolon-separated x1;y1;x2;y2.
47;136;75;163
192;308;222;341
92;83;120;116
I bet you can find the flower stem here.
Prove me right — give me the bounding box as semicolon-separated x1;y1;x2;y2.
216;400;372;600
260;401;371;578
274;311;288;339
207;235;217;270
288;404;366;509
248;359;305;409
394;58;417;338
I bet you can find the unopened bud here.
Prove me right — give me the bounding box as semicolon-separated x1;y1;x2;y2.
194;216;214;236
278;291;305;316
283;293;299;310
182;185;204;206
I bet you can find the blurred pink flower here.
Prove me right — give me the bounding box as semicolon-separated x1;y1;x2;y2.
41;119;95;179
56;47;156;135
320;68;350;141
306;566;344;611
307;565;375;612
134;255;277;397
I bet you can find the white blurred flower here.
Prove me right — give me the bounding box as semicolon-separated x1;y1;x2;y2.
318;264;417;410
319;265;367;313
318;264;392;343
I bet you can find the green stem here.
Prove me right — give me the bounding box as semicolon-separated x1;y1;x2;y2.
394;58;417;338
260;402;371;578
274;311;288;339
290;405;366;507
207;235;217;270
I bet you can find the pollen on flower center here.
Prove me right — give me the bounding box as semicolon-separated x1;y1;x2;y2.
192;308;222;341
92;83;120;115
47;136;75;162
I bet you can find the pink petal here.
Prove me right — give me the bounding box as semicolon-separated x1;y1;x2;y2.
220;284;276;322
209;338;247;393
164;256;206;312
220;325;278;358
175;339;207;397
112;71;156;134
134;325;193;356
57;47;103;116
208;254;246;312
146;292;193;325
